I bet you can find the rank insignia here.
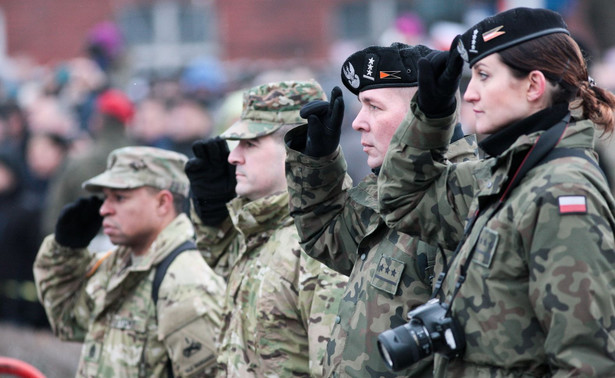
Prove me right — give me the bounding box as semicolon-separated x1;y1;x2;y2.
371;254;405;295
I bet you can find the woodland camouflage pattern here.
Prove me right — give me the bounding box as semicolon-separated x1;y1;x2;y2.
33;215;226;377
220;80;326;140
377;102;615;376
284;124;477;377
192;192;347;377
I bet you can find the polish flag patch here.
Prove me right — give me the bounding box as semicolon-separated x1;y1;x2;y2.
558;195;587;214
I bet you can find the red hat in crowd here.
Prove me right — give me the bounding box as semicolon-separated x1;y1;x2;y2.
96;89;134;124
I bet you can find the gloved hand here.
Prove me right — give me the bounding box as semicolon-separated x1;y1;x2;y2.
55;196;103;248
184;137;236;226
299;86;345;157
417;36;464;118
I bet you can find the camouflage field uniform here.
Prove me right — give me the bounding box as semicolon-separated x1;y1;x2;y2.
190;80;348;377
34;213;226;377
193;192;347;377
378;102;615;376
285;124;477;377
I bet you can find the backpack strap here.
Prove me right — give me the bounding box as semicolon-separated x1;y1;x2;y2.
151;240;196;378
152;240;197;305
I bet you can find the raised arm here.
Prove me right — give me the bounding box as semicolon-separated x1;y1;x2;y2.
285;87;370;275
34;196;104;341
378;47;480;250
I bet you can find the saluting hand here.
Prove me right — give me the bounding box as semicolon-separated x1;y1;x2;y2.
55;196;103;248
184;137;236;226
417;35;464;118
299;86;345;158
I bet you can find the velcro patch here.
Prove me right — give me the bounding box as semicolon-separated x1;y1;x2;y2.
558;195;587;214
371;255;405;295
473;228;498;268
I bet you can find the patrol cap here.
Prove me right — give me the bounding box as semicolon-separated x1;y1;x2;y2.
340;42;434;95
82;146;190;197
457;7;569;67
220;80;326;140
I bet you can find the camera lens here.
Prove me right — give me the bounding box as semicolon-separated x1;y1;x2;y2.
377;320;433;371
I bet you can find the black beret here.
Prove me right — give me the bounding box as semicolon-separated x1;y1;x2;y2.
341;43;434;95
457;7;569;67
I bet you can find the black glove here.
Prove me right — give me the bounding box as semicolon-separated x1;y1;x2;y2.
299;86;345;157
417;36;464;118
184;137;236;226
55;196;103;248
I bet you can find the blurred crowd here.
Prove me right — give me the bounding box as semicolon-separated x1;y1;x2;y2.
0;0;614;336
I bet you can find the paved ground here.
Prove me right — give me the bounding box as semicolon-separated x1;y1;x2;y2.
0;322;80;377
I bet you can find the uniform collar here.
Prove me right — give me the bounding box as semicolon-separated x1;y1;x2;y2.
128;213;195;269
228;192;292;237
479;103;569;157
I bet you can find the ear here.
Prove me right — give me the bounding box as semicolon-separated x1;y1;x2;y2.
526;70;547;103
155;189;175;216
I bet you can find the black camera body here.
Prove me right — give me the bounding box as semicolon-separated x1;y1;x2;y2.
377;298;465;371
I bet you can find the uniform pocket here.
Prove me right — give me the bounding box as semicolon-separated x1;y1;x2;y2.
106;315;151;375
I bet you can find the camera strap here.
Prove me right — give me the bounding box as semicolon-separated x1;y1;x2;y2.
433;113;571;316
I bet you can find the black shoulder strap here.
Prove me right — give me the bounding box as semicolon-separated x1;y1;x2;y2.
504;113;571;195
151;240;196;378
152;240;197;305
539;147;606;179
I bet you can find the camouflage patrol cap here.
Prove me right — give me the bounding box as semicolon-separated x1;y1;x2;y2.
341;43;434;95
82;146;190;196
219;80;326;140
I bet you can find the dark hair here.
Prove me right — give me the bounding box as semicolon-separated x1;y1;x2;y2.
144;186;186;215
498;33;615;136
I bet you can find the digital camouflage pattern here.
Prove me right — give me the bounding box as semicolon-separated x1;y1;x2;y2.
378;102;615;376
82;146;190;197
192;191;347;377
220;80;326;140
34;214;226;377
284;123;477;377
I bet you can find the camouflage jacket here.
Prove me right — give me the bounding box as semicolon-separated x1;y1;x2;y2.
34;214;226;377
192;192;347;377
378;102;615;377
284;125;477;378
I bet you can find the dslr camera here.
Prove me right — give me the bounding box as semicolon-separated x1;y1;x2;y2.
377;298;465;371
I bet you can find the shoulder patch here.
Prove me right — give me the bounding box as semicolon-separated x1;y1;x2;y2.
558;195;587;214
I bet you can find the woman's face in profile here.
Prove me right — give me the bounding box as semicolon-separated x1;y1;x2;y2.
463;54;535;135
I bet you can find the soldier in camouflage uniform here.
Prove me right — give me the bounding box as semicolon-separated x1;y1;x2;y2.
283;44;477;377
377;8;615;376
184;80;348;377
34;146;225;377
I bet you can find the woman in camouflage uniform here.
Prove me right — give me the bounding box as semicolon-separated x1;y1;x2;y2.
377;7;615;377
